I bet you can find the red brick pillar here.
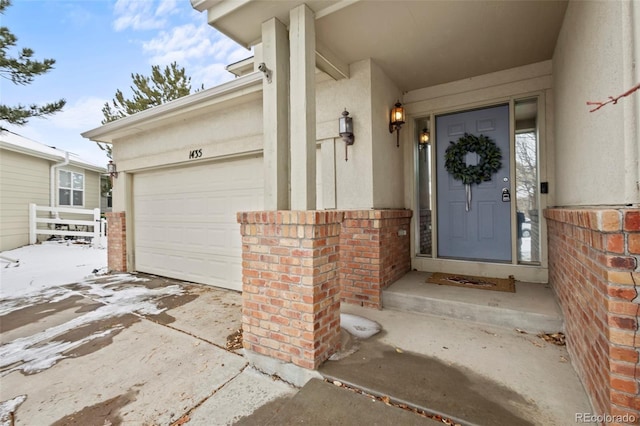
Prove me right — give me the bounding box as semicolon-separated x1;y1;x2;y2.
339;210;412;308
545;208;640;422
105;211;126;272
237;211;343;370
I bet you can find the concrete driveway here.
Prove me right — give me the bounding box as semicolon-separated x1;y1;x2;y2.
0;274;296;425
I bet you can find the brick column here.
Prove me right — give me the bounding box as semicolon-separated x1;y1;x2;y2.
339;210;412;308
237;211;343;370
545;208;640;422
105;211;126;272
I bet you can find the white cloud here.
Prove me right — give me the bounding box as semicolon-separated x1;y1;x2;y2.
113;0;178;32
155;0;179;17
49;97;106;131
141;22;250;87
192;63;235;88
4;96;110;167
141;24;206;64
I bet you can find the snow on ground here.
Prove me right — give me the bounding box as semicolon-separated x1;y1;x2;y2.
0;240;108;299
340;313;381;339
0;395;26;426
0;275;183;376
0;241;186;376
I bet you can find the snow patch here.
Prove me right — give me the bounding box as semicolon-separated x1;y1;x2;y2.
340;313;381;339
0;242;107;299
0;277;183;376
0;395;26;426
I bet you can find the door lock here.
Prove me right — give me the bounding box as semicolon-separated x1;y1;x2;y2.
502;188;511;202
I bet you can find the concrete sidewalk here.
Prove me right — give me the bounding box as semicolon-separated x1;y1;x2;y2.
2;273;595;425
235;302;595;426
0;274;296;425
320;304;595;426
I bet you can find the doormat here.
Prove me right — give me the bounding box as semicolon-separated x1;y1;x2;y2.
427;272;516;293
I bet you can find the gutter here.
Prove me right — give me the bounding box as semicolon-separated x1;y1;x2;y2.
50;151;70;215
82;72;263;143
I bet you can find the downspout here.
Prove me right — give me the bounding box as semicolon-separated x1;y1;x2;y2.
50;151;70;217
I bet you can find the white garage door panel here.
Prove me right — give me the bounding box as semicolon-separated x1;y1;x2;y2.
134;156;263;291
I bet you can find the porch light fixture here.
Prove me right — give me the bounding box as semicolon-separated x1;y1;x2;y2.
107;160;118;179
389;100;405;147
419;128;430;150
339;108;355;161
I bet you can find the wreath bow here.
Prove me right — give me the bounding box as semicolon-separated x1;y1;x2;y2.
444;133;502;211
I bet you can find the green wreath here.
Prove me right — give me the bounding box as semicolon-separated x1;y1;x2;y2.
444;133;502;185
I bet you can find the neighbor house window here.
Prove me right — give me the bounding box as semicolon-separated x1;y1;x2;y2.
59;170;84;206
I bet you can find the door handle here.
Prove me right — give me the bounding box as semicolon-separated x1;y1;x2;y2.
502;188;511;202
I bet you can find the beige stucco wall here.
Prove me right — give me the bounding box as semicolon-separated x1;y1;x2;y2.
316;59;375;209
315;59;404;209
553;0;639;206
371;60;404;208
113;99;263;174
107;58;404;212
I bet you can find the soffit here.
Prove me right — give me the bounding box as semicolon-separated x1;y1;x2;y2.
200;0;567;92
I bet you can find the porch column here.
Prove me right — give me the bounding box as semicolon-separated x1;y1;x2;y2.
289;4;316;210
238;211;343;383
105;212;126;272
262;18;290;210
108;170;132;272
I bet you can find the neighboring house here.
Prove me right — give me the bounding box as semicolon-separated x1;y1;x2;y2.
0;131;106;251
83;1;639;420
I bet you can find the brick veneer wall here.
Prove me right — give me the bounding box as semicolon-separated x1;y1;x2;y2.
419;209;432;255
237;209;412;369
339;210;412;308
545;208;640;423
237;211;343;369
105;211;126;272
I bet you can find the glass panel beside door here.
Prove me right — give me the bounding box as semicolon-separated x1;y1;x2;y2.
416;118;433;256
515;98;541;264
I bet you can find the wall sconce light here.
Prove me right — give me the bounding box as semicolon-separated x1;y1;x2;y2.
339;108;355;161
389;100;405;147
107;160;118;179
419;128;430;150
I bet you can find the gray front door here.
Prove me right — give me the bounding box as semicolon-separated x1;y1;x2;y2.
436;104;511;262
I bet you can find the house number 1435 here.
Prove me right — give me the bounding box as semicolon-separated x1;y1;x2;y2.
189;149;202;159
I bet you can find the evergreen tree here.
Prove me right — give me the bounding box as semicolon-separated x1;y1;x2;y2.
101;62;200;124
98;62;202;157
0;0;66;131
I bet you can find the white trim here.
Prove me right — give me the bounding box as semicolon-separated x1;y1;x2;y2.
405;64;552;282
315;0;360;19
58;169;85;208
82;72;263;143
413;257;548;283
0;132;105;172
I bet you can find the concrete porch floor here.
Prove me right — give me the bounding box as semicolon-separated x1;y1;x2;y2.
315;271;595;425
383;271;564;332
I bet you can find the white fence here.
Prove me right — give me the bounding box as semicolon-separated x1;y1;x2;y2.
29;204;106;245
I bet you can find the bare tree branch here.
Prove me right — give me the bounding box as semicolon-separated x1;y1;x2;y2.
587;83;640;112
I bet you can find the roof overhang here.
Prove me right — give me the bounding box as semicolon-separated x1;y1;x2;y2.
192;0;568;92
82;71;263;144
0;134;106;172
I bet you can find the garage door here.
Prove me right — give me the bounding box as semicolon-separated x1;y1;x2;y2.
133;156;263;291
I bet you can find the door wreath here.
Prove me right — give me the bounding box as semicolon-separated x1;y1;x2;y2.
444;133;502;211
444;133;502;184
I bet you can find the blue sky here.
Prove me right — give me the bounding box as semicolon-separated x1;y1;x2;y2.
2;0;250;166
